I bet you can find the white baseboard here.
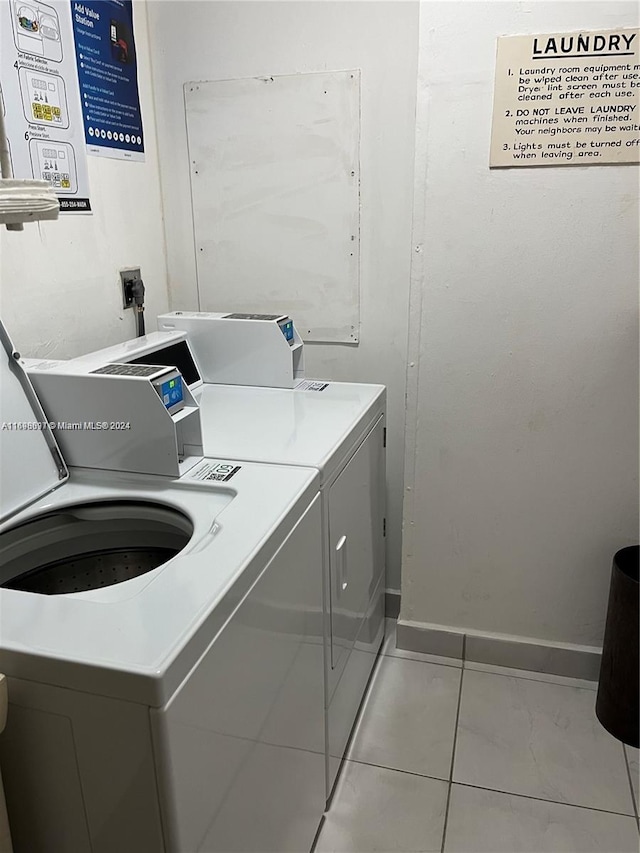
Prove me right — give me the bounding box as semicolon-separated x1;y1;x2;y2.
397;619;464;659
396;618;602;681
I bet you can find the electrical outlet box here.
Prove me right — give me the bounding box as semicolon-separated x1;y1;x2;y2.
120;268;141;309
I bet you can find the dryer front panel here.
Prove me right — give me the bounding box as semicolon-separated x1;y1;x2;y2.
327;414;385;689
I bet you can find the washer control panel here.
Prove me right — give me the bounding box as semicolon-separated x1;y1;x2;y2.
90;363;185;415
92;363;163;377
151;369;184;415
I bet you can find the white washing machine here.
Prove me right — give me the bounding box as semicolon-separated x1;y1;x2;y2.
57;316;387;802
0;321;325;852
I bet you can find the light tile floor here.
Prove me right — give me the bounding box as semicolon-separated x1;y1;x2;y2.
315;619;640;853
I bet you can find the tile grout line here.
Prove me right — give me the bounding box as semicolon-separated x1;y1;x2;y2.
622;743;640;830
343;755;450;785
439;635;466;853
453;780;639;820
461;665;597;691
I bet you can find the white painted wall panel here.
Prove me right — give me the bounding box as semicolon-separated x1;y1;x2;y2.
402;1;639;646
147;1;419;590
0;1;170;358
185;71;360;343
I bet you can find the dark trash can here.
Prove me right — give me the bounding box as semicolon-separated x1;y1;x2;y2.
596;545;639;747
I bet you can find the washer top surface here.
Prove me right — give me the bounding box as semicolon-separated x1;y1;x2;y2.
196;381;385;484
0;461;319;707
0;321;321;709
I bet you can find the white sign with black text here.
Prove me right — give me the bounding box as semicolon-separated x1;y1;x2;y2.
490;28;640;167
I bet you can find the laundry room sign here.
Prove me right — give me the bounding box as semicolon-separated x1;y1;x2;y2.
490;28;640;167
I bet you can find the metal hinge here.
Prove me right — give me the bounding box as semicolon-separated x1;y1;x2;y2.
383;427;387;448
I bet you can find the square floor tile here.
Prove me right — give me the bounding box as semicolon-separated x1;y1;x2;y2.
348;655;460;779
444;784;640;853
625;745;639;814
316;760;448;853
454;669;634;814
382;619;462;668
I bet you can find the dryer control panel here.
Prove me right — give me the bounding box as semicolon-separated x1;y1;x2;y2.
278;318;295;345
158;311;305;387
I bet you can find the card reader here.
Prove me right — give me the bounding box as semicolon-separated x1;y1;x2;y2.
151;369;184;415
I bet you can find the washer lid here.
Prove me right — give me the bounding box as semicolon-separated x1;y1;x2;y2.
0;320;68;524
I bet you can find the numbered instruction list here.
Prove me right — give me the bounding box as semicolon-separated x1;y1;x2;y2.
490;28;640;167
0;0;91;211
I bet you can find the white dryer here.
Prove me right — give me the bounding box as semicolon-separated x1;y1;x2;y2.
194;380;387;800
156;311;387;800
0;322;325;852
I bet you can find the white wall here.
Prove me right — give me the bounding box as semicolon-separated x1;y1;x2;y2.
0;2;169;359
402;1;639;647
147;0;419;590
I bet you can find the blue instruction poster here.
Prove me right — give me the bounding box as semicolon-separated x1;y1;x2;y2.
70;0;144;160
